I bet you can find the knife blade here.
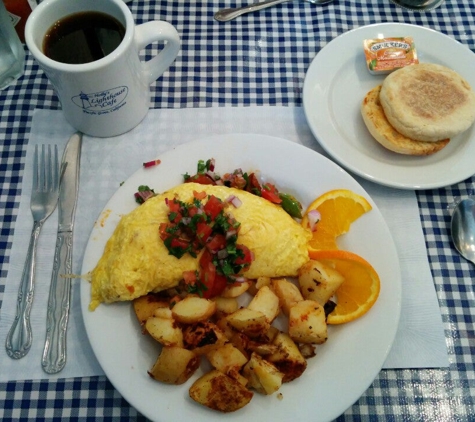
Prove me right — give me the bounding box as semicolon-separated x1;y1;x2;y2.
42;132;82;374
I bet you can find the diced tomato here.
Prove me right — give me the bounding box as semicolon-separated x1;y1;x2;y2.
199;249;213;269
203;195;224;220
159;223;171;240
203;274;227;299
182;270;197;286
170;238;190;250
167;198;181;213
246;173;262;195
193;190;207;200
170;212;182;224
206;234;227;252
196;222;213;244
186;174;216;185
187;206;200;217
261;183;282;204
235;244;253;266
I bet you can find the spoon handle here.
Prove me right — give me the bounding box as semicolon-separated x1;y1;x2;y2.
214;0;292;21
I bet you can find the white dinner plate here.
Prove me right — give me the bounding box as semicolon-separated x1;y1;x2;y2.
303;23;475;190
80;134;401;422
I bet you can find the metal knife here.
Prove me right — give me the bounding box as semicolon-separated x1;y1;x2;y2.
42;132;82;374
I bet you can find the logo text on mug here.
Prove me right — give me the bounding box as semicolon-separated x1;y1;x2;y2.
71;86;129;114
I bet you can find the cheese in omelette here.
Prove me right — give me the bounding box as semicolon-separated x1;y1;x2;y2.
89;182;311;310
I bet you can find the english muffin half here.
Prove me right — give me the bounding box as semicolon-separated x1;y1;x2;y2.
361;85;450;155
380;63;475;142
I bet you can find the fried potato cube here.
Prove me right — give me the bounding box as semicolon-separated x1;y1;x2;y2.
206;343;248;375
227;308;270;338
182;321;227;355
153;307;173;319
288;300;327;344
247;276;272;296
271;278;304;316
298;260;345;306
133;294;169;325
267;332;307;382
215;317;236;341
189;369;253;412
148;346;200;385
243;352;284;395
212;296;239;318
247;286;280;323
145;317;183;347
221;281;251;298
171;296;217;324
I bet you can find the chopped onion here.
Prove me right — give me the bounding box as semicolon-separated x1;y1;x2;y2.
181;217;191;225
217;249;228;259
225;195;242;208
307;210;321;232
206;170;217;180
134;190;154;203
208;158;216;171
226;229;237;239
231;276;247;283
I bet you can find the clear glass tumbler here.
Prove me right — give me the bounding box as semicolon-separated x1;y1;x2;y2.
0;0;25;90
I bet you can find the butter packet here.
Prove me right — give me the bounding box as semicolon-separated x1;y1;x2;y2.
363;36;418;75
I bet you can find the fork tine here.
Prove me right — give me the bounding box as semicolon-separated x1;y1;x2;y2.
33;145;39;191
53;145;59;190
39;145;46;192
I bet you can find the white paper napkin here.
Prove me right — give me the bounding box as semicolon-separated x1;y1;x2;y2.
0;106;448;382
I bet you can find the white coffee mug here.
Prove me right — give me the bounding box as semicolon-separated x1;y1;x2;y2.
25;0;180;137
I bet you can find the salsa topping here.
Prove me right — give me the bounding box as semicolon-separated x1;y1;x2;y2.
159;190;254;298
184;159;303;218
134;185;156;204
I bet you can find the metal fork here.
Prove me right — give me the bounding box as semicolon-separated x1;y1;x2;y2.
5;144;61;359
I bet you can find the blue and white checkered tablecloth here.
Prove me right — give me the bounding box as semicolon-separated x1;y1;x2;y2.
1;0;475;420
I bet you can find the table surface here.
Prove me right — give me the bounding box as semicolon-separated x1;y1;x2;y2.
1;0;475;420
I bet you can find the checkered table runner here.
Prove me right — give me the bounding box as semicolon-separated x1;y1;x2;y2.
1;0;475;420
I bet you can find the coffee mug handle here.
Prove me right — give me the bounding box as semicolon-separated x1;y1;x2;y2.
134;21;180;84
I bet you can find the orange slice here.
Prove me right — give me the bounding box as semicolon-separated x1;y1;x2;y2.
308;249;380;324
302;189;372;251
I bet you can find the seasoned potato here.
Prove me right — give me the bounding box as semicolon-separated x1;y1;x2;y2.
145;316;183;347
215;317;236;340
271;278;304;316
243;352;284;395
183;321;227;355
230;332;251;359
289;300;327;344
267;332;307;382
206;343;248;375
189;369;253;412
247;285;280;323
299;343;317;359
212;296;239;318
221;281;251;298
298;260;345;306
148;346;200;384
171;296;217;324
153;307;173;319
227;308;270;338
248;276;272;296
133;294;169;325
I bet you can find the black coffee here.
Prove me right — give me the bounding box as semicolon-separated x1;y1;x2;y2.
43;11;126;64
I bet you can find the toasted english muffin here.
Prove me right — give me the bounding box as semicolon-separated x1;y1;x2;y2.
379;63;475;142
361;85;450;155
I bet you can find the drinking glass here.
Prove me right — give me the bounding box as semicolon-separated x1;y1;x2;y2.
0;0;25;90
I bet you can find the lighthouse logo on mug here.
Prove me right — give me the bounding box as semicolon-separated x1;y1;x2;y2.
71;86;129;114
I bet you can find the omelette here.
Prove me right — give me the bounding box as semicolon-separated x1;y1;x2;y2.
89;182;311;310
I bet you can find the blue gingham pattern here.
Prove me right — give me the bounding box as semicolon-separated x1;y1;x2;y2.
1;0;475;420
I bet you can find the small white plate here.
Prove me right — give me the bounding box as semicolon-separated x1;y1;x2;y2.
303;23;475;190
80;134;401;422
